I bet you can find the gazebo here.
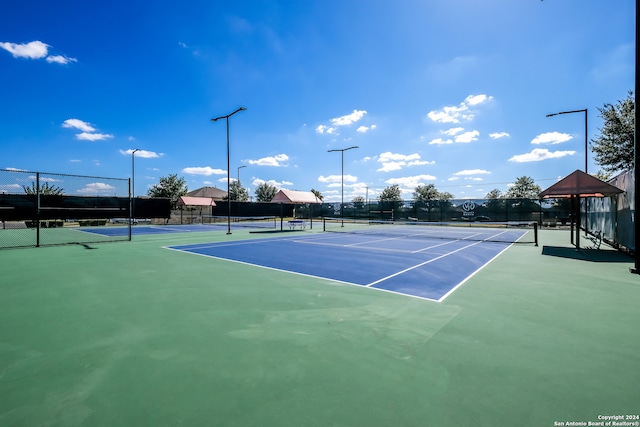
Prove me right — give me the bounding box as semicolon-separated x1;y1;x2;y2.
177;196;216;224
539;170;623;249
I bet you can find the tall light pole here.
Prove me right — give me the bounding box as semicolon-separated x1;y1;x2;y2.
328;146;358;222
131;148;140;223
237;165;246;185
212;107;247;235
547;109;588;238
546;109;588;173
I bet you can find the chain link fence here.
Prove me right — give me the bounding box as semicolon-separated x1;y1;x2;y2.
0;169;131;248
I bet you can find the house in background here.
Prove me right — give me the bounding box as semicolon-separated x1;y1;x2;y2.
187;186;227;202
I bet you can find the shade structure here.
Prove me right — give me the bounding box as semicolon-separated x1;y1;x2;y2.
539;170;623;198
539;170;624;250
177;196;216;207
270;189;321;204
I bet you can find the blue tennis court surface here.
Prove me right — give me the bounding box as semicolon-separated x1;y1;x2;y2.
166;230;526;301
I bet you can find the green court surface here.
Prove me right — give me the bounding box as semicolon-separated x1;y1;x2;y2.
0;228;638;426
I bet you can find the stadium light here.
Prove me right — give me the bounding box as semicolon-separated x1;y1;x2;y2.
212;107;247;234
131;148;140;224
328;146;359;224
546;109;588;173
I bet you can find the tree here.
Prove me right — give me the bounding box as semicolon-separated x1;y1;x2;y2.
485;189;502;200
225;180;249;202
504;176;541;199
378;184;402;201
413;184;439;201
437;191;454;202
591;90;635;174
147;174;188;208
255;182;278;202
310;188;324;201
352;196;365;204
23;182;64;195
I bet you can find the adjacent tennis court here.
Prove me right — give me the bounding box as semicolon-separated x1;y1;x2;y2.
167;220;536;300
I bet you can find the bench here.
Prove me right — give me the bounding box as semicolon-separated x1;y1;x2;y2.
288;220;307;230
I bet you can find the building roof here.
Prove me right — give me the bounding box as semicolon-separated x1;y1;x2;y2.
270;189;321;204
187;186;227;200
177;196;216;207
539;169;624;198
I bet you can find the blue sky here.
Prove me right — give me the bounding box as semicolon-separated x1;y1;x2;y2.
0;0;635;201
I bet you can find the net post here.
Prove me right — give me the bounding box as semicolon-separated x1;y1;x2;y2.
534;222;538;247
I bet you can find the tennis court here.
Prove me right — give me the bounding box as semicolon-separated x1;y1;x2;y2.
0;224;638;426
166;221;534;300
82;216;279;237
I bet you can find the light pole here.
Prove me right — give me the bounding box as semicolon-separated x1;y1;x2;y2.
131;148;140;224
212;107;246;235
546;109;588;238
328;146;358;223
546;109;588;173
237;165;246;186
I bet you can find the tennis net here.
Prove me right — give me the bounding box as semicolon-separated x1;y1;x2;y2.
203;215;277;229
323;217;538;245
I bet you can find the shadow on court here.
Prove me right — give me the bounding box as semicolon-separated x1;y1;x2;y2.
541;245;633;263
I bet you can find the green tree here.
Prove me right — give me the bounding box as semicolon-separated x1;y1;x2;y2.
438;191;454;202
23;182;64;195
505;176;541;199
310;188;324;201
225;180;249;202
485;189;502;200
147;174;188;208
591;90;635;174
412;184;439;201
255;182;278;202
378;184;403;202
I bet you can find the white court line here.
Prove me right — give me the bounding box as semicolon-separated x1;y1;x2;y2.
365;240;484;287
163;245;442;302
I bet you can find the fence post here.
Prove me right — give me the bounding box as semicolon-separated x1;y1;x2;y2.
36;172;40;247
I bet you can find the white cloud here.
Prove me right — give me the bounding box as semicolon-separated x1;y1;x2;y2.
489;132;510;139
182;166;227;176
464;94;492;106
331;110;367;126
315;125;337;134
454;130;480;143
531;132;573;145
356;124;377;133
0;40;49;59
442;127;464;136
454;169;490;176
318;174;357;183
63;119;112;141
509;148;576;162
0;183;22;193
251;178;293;188
46;55;77;65
428;138;453;145
384;174;437;187
75;132;114;141
0;40;76;64
247;153;289;166
427;94;492;124
120;149;161;158
77;182;115;194
62;119;95;132
376;152;433;172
